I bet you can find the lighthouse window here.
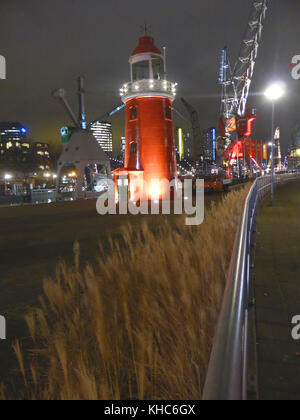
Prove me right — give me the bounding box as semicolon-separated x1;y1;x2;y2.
152;56;164;80
132;60;150;81
130;143;137;154
130;107;138;120
165;105;172;120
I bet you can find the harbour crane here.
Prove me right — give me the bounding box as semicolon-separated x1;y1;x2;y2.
53;76;125;130
217;0;269;173
181;98;204;161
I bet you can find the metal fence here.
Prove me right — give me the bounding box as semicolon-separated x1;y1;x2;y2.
30;189;56;204
202;172;300;400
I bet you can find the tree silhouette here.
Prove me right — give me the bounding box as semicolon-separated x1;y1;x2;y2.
0;149;39;192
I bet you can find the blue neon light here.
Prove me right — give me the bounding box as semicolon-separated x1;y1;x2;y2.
109;104;125;116
211;128;216;163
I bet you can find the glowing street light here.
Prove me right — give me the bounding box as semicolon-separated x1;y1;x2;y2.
4;174;12;194
264;82;285;206
264;83;285;101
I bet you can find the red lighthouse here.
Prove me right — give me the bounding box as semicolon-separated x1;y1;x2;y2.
114;35;178;200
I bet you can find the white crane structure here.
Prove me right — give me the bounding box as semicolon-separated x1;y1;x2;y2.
216;0;269;178
219;0;269;136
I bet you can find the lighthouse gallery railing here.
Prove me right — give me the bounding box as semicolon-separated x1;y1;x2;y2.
120;79;177;100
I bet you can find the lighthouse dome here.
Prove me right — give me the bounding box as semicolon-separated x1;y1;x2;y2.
129;36;165;82
120;35;177;102
132;36;162;56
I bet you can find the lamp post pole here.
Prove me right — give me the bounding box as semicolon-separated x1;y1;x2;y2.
271;101;275;206
264;82;285;206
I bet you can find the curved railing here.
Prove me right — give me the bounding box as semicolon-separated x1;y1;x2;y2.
202;172;300;400
120;79;177;101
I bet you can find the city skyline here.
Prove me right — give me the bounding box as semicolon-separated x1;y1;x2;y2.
0;0;299;154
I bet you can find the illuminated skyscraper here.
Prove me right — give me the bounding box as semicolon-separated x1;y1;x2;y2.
203;127;217;164
91;121;113;153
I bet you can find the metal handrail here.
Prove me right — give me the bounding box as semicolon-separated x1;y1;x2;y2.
120;79;177;101
202;172;300;400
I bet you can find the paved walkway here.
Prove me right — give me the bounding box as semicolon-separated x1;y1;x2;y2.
254;181;300;400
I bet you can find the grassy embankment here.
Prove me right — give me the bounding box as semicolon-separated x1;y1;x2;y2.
1;186;250;400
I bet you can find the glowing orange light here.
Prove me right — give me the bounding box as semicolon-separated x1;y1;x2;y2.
149;179;161;200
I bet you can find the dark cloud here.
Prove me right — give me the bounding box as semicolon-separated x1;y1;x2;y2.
0;0;299;154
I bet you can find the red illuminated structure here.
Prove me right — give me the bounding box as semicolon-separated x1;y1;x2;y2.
218;108;268;173
217;1;269;175
223;137;267;172
113;36;178;200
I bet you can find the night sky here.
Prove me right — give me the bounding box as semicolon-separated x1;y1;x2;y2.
0;0;299;154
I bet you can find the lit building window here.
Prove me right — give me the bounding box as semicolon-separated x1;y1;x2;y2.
132;60;150;80
131;143;137;154
165;106;172;120
130;107;138;120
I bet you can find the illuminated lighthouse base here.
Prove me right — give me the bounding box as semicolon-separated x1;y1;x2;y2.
113;35;178;201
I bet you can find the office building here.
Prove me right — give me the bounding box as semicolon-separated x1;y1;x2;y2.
203;127;217;164
91;121;113;153
0;122;30;158
32;142;50;170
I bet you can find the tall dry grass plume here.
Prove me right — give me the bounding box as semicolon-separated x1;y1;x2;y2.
5;187;249;400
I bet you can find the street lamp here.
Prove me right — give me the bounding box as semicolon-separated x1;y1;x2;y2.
264;82;285;205
4;174;12;194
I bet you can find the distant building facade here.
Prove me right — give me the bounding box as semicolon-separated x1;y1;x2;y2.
91;121;113;153
0;122;51;170
121;136;126;154
287;124;300;170
32;142;50;170
288;145;300;170
174;128;193;159
0;122;30;160
202;127;217;164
